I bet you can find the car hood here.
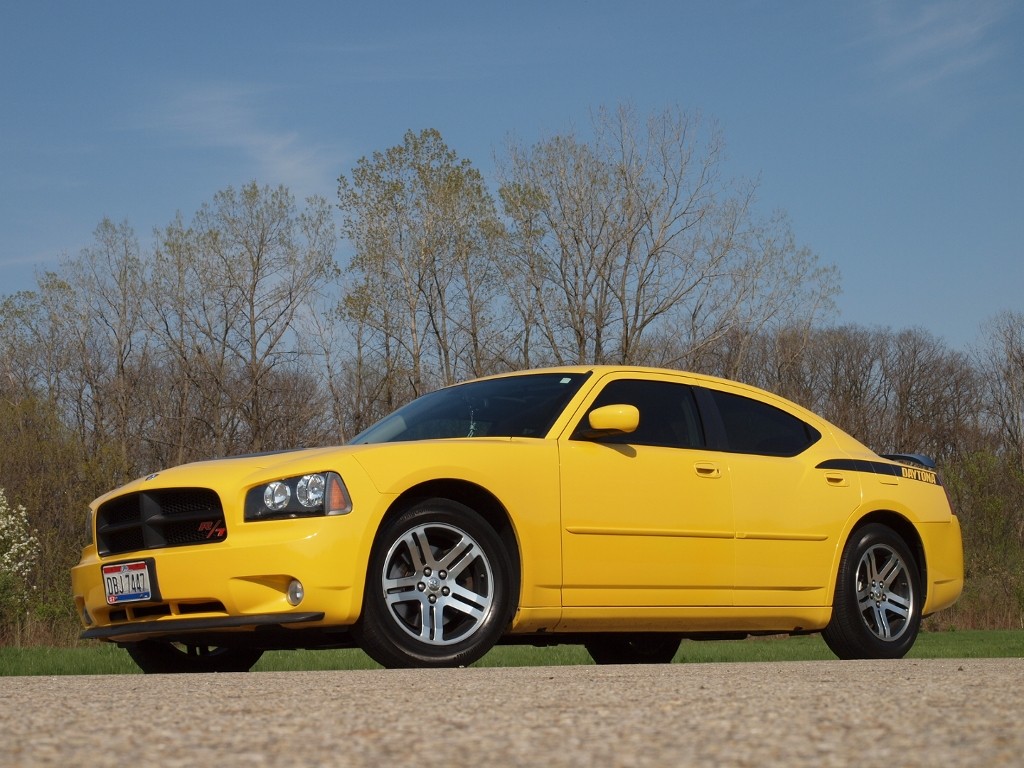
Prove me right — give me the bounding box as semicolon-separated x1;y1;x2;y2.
91;446;354;505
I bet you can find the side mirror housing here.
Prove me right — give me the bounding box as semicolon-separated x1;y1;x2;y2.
583;404;639;437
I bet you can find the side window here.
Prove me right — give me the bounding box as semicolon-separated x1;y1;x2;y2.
571;379;705;449
708;389;820;456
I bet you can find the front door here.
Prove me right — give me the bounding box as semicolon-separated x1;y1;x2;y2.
558;375;734;608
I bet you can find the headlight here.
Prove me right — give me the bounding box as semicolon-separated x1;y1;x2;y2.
296;474;326;507
264;481;291;511
245;472;352;521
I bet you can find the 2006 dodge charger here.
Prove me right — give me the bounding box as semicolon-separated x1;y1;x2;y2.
72;366;963;672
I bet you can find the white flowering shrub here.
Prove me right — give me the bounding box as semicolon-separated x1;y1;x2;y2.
0;488;40;625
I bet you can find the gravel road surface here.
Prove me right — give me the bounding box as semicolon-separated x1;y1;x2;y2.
2;658;1021;767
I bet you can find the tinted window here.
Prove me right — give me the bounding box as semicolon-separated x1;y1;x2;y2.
350;372;591;444
709;389;819;456
571;379;705;449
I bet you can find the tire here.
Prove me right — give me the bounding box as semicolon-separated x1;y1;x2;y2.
585;633;682;665
822;523;922;660
354;498;515;669
123;641;263;674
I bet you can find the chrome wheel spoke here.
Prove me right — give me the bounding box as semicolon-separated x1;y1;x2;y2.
383;574;421;594
855;543;914;641
421;598;442;642
886;591;912;612
877;554;902;587
857;590;875;613
437;536;474;576
384;585;416;607
381;520;495;647
384;590;433;637
864;549;882;583
446;583;491;620
872;603;893;637
401;526;436;571
882;602;909;624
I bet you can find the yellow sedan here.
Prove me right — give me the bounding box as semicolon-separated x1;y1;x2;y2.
71;366;963;671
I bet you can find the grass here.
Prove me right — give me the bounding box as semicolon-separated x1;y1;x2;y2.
0;630;1020;676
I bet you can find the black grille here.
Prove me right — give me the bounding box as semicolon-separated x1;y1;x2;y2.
96;488;227;556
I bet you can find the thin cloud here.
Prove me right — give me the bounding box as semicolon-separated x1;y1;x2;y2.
151;82;341;197
864;0;1011;94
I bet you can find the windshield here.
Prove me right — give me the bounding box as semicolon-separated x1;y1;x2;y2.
350;372;591;444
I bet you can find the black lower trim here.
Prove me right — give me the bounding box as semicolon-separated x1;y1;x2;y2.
80;611;325;641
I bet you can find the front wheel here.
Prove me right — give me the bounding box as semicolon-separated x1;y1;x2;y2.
585;633;682;665
123;641;263;673
822;524;922;659
354;498;515;668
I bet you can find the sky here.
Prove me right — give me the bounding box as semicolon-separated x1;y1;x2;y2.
1;1;1021;350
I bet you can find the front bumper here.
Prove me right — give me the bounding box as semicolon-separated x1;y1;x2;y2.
72;513;372;644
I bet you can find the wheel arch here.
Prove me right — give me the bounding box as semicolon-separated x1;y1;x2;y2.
837;510;927;605
377;479;523;606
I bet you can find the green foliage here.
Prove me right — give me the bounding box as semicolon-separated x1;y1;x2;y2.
943;452;1024;628
0;395;115;633
0;488;41;638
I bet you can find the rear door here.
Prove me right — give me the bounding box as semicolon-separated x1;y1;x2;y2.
699;386;861;608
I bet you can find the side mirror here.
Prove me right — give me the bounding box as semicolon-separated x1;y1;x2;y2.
581;404;639;438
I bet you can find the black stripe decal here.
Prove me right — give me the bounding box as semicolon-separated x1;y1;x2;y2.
816;458;941;486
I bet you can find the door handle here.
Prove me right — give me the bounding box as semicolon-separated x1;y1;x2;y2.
824;472;849;487
694;462;721;479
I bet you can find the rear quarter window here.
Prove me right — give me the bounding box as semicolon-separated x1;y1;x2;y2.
708;389;820;456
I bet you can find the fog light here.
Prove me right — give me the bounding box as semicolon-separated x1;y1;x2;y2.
287;579;304;606
80;606;93;626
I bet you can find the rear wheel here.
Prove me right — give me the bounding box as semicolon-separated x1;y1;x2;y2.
123;641;263;674
585;633;681;665
354;498;514;668
822;523;922;659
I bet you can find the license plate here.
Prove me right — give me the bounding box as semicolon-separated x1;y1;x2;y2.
102;561;154;605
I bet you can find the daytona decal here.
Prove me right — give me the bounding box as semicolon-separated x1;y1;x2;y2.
816;458;940;486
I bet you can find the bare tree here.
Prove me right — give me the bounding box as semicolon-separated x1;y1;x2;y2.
337;129;507;399
0;221;149;481
62;219;150;464
879;328;980;461
498;105;839;369
0;279;76;407
979;311;1024;469
148;183;337;458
